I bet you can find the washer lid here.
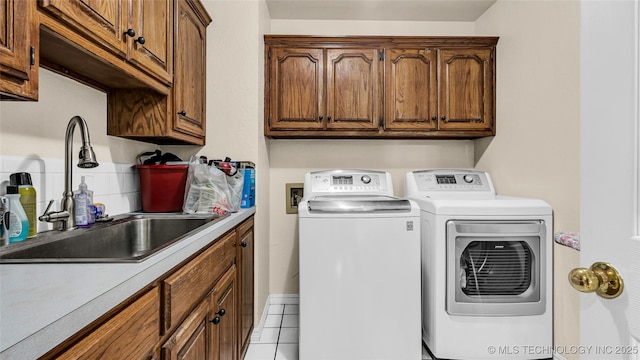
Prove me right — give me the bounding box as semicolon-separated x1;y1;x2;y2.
307;195;412;213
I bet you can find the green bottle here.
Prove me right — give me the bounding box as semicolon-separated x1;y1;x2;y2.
10;172;37;238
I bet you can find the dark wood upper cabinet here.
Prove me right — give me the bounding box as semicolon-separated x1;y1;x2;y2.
385;48;437;131
38;0;172;87
438;48;494;132
172;0;209;141
0;0;39;100
268;47;381;131
326;48;381;130
107;0;211;145
2;0;211;145
129;0;173;86
268;47;324;130
265;36;498;139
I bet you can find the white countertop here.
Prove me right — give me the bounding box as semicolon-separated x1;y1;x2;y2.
0;208;255;359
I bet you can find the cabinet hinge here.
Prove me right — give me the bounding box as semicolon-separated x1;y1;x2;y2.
490;52;494;61
30;46;36;67
379;50;384;61
378;116;384;128
491;116;495;127
268;115;271;127
268;49;271;60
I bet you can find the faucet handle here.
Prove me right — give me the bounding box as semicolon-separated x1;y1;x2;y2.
39;200;56;222
42;200;55;215
44;199;55;212
39;200;70;224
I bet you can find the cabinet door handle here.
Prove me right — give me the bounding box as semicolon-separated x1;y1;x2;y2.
210;316;221;325
215;308;226;317
178;110;187;116
327;116;332;121
431;116;437;121
135;36;146;45
124;29;136;37
241;241;248;248
441;116;447;122
319;116;323;121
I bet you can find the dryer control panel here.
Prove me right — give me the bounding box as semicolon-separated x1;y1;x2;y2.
405;170;496;199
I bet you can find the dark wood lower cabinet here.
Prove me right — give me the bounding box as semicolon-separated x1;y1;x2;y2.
44;216;255;360
162;300;210;360
210;266;238;360
237;218;255;359
47;288;160;360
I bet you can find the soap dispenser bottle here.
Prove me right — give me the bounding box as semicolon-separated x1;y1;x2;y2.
6;185;29;243
10;172;37;238
74;176;90;227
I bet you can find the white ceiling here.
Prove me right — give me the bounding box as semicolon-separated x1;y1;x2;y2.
266;0;497;22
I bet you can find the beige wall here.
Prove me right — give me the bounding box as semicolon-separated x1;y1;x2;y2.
0;0;274;324
199;0;272;320
267;19;478;294
1;0;582;347
474;1;581;357
268;140;474;293
270;1;582;351
0;69;152;163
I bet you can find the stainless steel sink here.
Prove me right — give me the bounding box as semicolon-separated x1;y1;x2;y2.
0;213;228;263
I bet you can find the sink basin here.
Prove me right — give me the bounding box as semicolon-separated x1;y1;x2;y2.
0;214;228;263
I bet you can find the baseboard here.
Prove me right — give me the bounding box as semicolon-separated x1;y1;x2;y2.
250;294;300;342
268;294;299;305
553;353;568;360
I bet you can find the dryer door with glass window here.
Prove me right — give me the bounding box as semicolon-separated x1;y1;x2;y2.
446;220;547;316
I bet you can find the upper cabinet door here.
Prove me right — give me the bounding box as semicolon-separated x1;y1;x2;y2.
173;0;207;139
384;48;437;131
268;48;324;130
1;0;30;80
326;49;381;130
0;0;38;100
39;0;128;58
130;0;172;85
438;48;494;131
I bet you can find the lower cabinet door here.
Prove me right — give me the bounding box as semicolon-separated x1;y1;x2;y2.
162;300;210;360
56;288;160;360
210;266;238;360
237;217;255;358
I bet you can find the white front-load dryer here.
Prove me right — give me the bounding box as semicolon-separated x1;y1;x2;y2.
405;169;553;360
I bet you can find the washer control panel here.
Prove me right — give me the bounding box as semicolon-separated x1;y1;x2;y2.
412;170;492;192
305;170;393;196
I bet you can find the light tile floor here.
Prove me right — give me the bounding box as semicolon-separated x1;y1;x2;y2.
244;304;432;360
244;304;299;360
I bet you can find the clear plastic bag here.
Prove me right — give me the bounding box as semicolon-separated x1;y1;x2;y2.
183;156;244;214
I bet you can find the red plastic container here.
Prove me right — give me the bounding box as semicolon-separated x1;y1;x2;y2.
134;164;188;212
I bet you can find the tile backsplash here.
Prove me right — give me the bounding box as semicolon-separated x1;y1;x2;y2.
0;155;141;233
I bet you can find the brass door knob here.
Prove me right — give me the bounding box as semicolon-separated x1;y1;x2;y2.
568;262;624;299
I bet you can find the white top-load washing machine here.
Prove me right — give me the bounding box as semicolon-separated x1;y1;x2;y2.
298;170;422;360
405;169;553;360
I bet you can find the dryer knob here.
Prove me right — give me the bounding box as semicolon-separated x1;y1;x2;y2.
361;175;371;184
463;175;474;183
